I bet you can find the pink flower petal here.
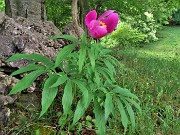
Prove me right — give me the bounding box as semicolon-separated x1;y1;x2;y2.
97;10;114;21
89;20;100;30
103;13;119;33
88;20;107;39
90;26;107;39
85;10;97;27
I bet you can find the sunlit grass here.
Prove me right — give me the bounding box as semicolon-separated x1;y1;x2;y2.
114;26;180;134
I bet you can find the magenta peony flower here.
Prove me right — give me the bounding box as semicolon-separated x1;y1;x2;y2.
85;10;119;39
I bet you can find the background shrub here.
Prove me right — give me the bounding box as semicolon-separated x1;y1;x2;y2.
102;22;147;48
130;12;159;43
0;0;5;11
45;0;71;30
172;9;180;24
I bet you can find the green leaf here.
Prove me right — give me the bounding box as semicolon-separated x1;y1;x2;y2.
8;70;46;95
35;129;40;135
94;70;100;87
94;99;106;135
62;80;73;115
103;60;116;75
125;97;142;114
40;74;59;117
11;64;45;76
78;44;87;72
97;67;115;83
58;111;73;130
55;44;76;67
6;54;54;68
105;93;113;122
113;86;140;101
51;74;68;88
72;80;89;106
105;54;121;66
88;47;95;71
69;80;90;126
114;97;128;133
58;114;67;129
81;33;87;45
72;94;92;126
100;48;113;56
121;96;136;132
98;87;108;93
50;35;79;43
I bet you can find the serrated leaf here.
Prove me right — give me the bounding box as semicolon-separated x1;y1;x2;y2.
103;60;116;75
50;35;79;43
62;80;73;115
121;96;136;132
94;99;106;135
55;44;76;67
105;93;113;122
114;97;128;133
51;74;68;88
8;70;46;95
11;64;45;76
6;54;54;68
125;97;142;114
40;74;59;117
113;86;139;101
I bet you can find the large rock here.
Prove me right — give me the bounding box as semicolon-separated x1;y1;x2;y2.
0;12;66;127
0;12;65;68
0;71;19;126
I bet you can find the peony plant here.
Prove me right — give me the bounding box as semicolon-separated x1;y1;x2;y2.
6;10;141;135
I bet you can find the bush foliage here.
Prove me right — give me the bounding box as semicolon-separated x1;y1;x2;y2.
102;22;147;48
0;0;5;11
172;9;180;24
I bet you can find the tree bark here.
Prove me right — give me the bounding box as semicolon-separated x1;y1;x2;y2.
5;0;46;21
79;0;90;37
71;0;84;38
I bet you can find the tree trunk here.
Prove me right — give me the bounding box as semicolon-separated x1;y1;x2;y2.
71;0;84;38
79;0;89;37
5;0;46;21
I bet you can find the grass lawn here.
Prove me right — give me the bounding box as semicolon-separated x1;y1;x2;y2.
115;26;180;134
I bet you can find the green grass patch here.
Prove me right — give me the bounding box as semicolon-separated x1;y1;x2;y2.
115;26;180;134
